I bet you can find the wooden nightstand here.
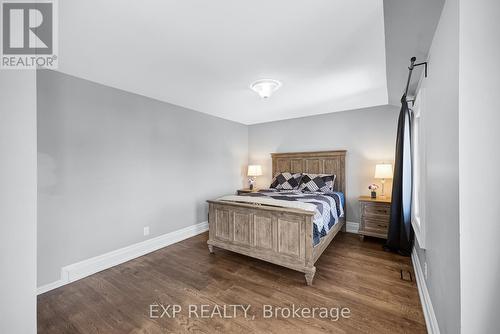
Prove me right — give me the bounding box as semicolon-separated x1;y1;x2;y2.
236;188;259;195
358;196;391;240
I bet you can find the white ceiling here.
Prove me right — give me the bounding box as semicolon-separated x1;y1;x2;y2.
58;0;388;124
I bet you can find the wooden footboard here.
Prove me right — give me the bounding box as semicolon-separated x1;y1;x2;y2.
207;200;345;285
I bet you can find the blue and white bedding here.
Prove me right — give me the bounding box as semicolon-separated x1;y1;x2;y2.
217;189;345;246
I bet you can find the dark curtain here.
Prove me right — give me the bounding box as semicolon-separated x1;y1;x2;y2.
385;95;414;256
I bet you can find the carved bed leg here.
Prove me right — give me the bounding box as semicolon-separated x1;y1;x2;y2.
208;244;214;254
304;267;316;286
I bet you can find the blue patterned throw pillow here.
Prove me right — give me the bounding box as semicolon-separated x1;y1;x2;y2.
299;174;336;193
270;172;302;190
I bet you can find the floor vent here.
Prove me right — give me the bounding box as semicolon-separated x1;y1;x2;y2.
400;269;413;282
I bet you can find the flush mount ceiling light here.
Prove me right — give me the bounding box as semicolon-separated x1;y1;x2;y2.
250;79;282;99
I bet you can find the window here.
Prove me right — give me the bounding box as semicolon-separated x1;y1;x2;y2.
411;88;426;248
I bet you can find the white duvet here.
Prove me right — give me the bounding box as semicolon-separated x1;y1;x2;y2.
216;195;317;212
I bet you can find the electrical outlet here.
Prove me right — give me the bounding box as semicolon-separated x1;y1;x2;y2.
424;262;428;280
143;226;150;236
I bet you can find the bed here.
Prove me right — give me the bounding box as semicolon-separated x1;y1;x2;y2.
207;150;346;285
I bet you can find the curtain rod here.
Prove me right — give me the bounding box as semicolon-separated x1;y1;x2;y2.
404;57;428;97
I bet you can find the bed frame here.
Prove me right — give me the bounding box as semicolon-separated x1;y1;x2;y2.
207;150;346;285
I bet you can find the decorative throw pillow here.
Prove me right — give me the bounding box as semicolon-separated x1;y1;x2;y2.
270;172;302;190
299;174;336;192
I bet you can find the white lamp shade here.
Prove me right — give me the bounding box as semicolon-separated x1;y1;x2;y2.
374;164;393;179
247;165;263;177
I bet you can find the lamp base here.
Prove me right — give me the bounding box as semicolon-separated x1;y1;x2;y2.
380;179;386;198
248;177;256;190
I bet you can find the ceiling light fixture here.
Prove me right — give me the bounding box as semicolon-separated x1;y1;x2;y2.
250;79;281;99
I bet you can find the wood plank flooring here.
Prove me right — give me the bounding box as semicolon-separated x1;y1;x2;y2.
38;232;426;333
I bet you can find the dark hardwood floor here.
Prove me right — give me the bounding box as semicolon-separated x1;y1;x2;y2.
38;232;426;333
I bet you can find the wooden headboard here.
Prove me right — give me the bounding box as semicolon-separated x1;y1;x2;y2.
271;150;347;195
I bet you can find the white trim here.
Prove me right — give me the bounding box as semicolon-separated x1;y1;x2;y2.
346;221;359;234
37;276;66;295
37;221;208;295
412;248;440;334
411;88;427;249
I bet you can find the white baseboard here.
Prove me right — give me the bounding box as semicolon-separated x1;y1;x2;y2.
37;221;208;295
37;277;66;295
411;248;440;334
346;221;359;234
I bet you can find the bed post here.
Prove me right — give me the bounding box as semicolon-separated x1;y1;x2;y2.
304;215;316;285
207;204;215;254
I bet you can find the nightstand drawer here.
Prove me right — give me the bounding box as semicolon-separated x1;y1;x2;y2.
364;225;388;237
363;212;390;222
363;202;391;216
364;218;389;230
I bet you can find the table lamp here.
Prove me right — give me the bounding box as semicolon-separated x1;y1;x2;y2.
374;163;393;198
247;165;262;190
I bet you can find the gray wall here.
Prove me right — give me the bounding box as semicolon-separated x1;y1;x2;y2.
37;71;248;286
414;0;461;333
0;71;37;333
248;105;399;223
459;0;500;332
